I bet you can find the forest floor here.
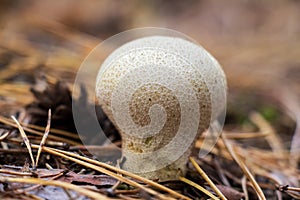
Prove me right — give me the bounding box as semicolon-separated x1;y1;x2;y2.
0;1;300;199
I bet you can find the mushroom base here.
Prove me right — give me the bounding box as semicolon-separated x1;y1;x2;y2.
121;147;192;182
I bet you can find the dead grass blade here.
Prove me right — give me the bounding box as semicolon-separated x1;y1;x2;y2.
11;116;36;168
221;133;266;200
0;176;110;200
179;176;219;200
31;145;191;200
189;157;227;200
36;109;51;167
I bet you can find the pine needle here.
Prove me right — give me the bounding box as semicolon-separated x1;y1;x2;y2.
249;112;285;155
179;176;219;200
223;131;269;140
31;145;176;200
190;157;227;200
11;116;36;168
241;176;249;200
0;131;10;141
221;133;266;200
31;145;191;200
19;121;79;140
0;115;80;145
0;176;109;200
36;109;51;167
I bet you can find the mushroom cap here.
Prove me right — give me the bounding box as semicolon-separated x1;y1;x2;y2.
96;36;227;180
96;36;226;131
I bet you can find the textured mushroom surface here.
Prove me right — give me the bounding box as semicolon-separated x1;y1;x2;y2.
96;36;226;181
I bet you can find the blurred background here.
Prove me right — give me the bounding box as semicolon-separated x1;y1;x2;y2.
1;1;300;199
0;0;299;121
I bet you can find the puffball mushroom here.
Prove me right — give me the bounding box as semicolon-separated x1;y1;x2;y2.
96;36;226;181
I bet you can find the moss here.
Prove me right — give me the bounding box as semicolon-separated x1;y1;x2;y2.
259;105;279;122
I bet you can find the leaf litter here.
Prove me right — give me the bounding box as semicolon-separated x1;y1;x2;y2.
0;1;300;199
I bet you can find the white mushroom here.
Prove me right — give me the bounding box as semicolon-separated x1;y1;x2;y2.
96;36;227;181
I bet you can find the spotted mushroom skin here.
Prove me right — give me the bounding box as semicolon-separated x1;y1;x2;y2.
96;36;226;181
